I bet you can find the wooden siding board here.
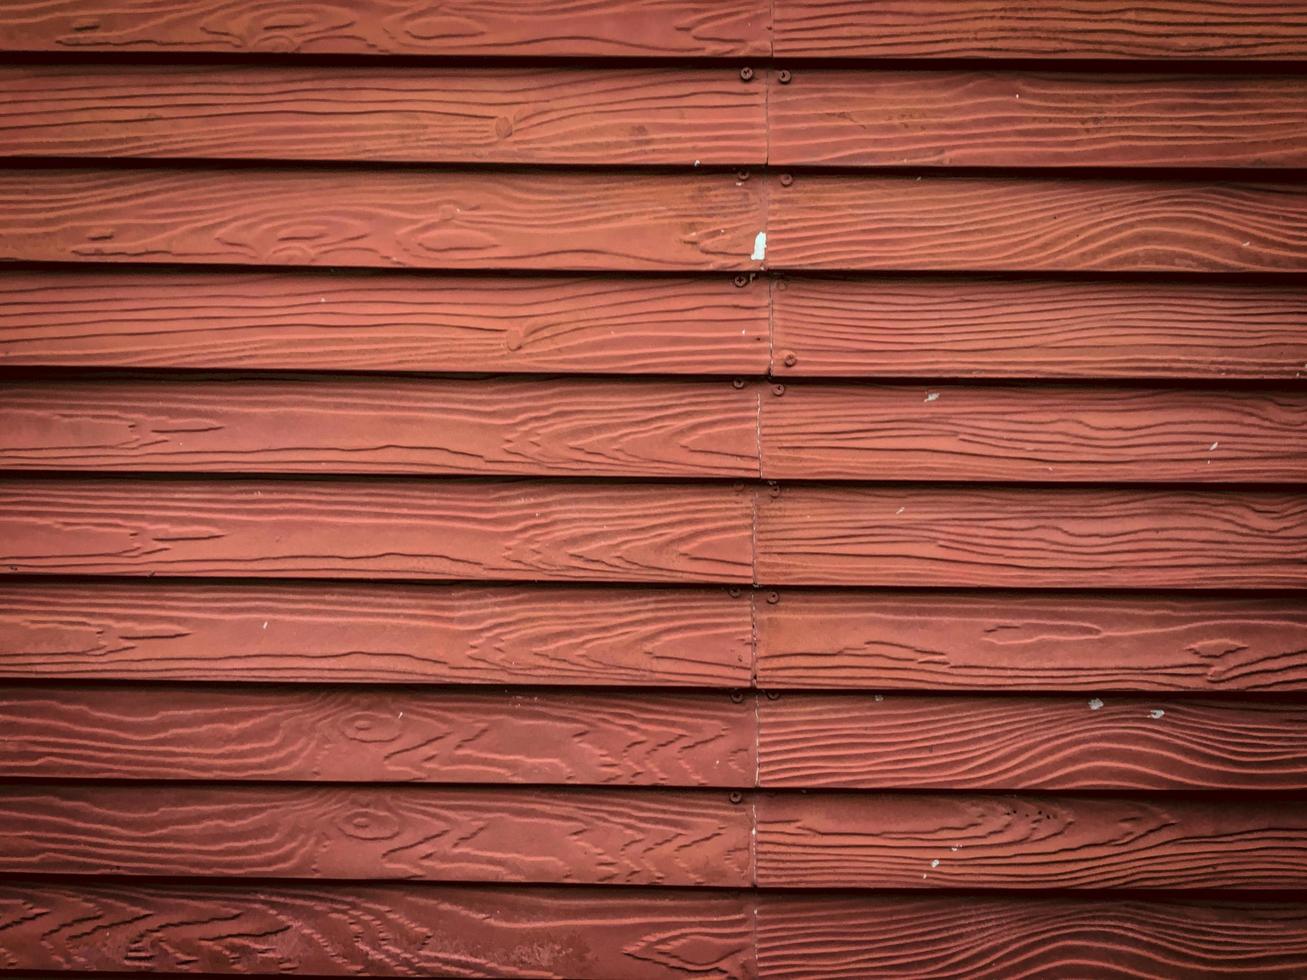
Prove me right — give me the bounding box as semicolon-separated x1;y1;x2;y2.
756;486;1307;589
0;63;767;166
770;276;1307;380
758;693;1307;790
0;684;755;786
0;581;753;686
0;374;761;478
0;784;752;886
0;269;771;375
0;478;755;583
0;167;765;272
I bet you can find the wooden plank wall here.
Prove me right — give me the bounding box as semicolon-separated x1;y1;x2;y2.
1;2;1306;977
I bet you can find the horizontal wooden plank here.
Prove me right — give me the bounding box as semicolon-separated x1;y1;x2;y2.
0;784;751;886
755;792;1307;890
0;269;770;374
768;175;1307;272
761;382;1307;483
0;374;760;477
0;63;766;166
0;167;764;272
772;1;1307;59
757;894;1307;979
759;693;1307;790
0;580;752;686
771;276;1307;380
771;69;1307;169
0;478;754;583
0;0;771;57
756;486;1307;588
0;881;753;980
0;683;755;786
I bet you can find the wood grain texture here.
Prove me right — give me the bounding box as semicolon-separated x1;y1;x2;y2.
0;63;766;166
770;276;1307;380
0;784;751;885
761;382;1307;483
756;486;1307;588
0;881;753;979
0;684;755;786
755;792;1307;890
768;175;1307;272
758;693;1307;790
0;580;752;686
0;269;770;374
756;591;1307;691
756;894;1307;979
0;0;771;56
772;1;1307;59
0;478;754;583
0;374;760;477
0;167;764;272
771;69;1307;168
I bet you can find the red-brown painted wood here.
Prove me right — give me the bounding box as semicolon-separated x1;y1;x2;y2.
0;63;766;166
0;269;770;375
755;792;1307;890
0;783;752;885
758;693;1307;790
771;70;1307;168
0;166;765;272
0;478;754;583
0;0;771;56
0;374;760;478
768;175;1307;272
0;684;755;786
756;486;1307;588
761;382;1307;483
770;276;1307;380
755;591;1307;691
0;580;752;686
772;1;1307;59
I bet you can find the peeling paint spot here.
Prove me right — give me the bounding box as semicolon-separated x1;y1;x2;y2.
1149;709;1165;720
1088;697;1104;710
924;391;940;403
751;231;767;262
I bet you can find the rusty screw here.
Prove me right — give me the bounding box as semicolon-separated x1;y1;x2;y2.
772;383;786;396
766;690;781;701
777;69;793;84
730;690;745;704
739;67;754;82
779;173;794;187
729;791;744;804
783;352;798;367
736;169;750;181
733;274;749;288
732;378;746;389
766;591;780;604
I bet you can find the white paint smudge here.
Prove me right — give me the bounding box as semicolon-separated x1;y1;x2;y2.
751;231;767;261
1088;697;1104;711
930;859;940;868
924;391;940;403
1209;442;1219;451
1149;709;1165;719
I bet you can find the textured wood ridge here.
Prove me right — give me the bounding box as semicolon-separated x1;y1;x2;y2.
0;880;754;979
0;783;751;885
772;1;1307;59
771;276;1307;379
771;70;1307;168
0;269;770;374
0;63;767;166
0;167;764;271
0;374;760;477
0;580;752;686
756;591;1307;691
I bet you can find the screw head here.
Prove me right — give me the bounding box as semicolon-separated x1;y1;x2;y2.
772;383;786;396
766;591;780;604
733;274;749;288
729;791;744;804
783;352;798;367
736;169;750;181
779;173;794;187
765;690;781;700
732;378;746;389
739;67;754;82
730;690;745;703
728;586;742;597
778;69;793;84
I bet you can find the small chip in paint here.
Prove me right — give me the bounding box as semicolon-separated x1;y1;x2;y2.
751;231;767;261
924;391;940;402
1088;697;1104;710
1149;709;1165;719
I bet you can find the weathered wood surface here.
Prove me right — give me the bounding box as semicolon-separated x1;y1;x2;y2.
0;880;754;979
756;486;1307;588
0;784;751;885
0;63;767;166
0;478;754;583
0;0;771;56
0;269;770;374
758;694;1307;790
768;175;1307;272
0;374;760;477
0;580;752;686
755;792;1307;890
770;70;1307;168
756;894;1307;979
0;167;764;271
772;1;1307;59
755;591;1307;691
761;382;1307;483
770;276;1307;379
0;684;755;786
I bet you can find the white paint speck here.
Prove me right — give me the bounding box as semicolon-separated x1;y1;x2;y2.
874;694;884;702
924;391;940;403
693;159;700;167
1149;709;1165;720
1088;697;1104;711
930;859;940;868
1209;442;1219;451
896;506;905;515
751;231;767;262
262;621;268;630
